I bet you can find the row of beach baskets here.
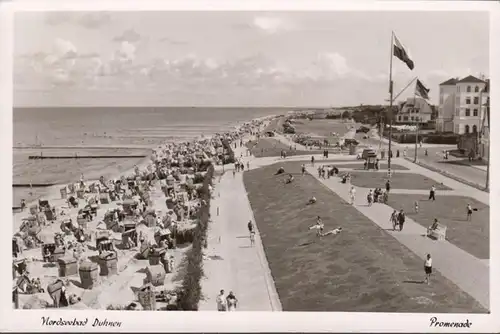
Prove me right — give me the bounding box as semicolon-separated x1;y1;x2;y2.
56;252;118;289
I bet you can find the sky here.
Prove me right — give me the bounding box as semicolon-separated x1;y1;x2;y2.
13;11;489;107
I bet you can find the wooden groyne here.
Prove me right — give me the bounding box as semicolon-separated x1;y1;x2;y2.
28;154;147;160
13;183;56;188
14;145;151;150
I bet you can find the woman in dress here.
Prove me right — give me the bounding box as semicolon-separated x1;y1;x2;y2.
226;291;238;311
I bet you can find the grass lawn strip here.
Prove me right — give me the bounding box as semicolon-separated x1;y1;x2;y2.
386;194;489;260
246;138;322;158
243;162;484;312
349;171;452;190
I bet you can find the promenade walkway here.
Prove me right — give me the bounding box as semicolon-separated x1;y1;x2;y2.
306;161;489;309
199;140;281;311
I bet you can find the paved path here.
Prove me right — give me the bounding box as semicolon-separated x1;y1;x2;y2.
306;165;489;310
199;139;282;311
359;135;487;188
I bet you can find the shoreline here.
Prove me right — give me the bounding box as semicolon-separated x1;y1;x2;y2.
11;112;278;310
12;114;278;217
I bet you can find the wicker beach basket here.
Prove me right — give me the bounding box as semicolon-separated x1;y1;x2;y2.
99;193;110;204
98;251;118;276
79;261;99;289
148;248;166;266
29;205;38;215
145;265;165;287
52;247;66;262
137;283;156;310
57;257;78;277
138;243;151;259
60;187;67;199
145;215;156;228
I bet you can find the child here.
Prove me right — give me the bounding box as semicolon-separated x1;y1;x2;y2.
467;204;473;221
414;201;419;214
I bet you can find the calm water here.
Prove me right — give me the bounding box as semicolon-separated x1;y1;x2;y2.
13;107;283;205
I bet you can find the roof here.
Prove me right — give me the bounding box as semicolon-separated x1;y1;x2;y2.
456;75;486;84
439;78;458;86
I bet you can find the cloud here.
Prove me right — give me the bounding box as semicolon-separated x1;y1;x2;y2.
44;12;111;29
159;37;188;46
252;16;294;34
113;29;141;43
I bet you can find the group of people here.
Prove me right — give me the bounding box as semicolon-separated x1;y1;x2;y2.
216;289;239;311
366;188;388;205
317;165;339;179
389;209;407;231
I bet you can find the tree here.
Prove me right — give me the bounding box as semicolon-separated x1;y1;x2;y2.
342;110;351;119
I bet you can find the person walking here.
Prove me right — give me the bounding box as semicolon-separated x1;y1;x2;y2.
216;290;227;311
390;210;398;231
429;185;436;201
414;201;419;214
398;209;406;231
424;254;433;285
247;220;255;246
226;291;238;311
301;164;306;175
311;156;315;167
246;161;250;170
466;203;473;221
385;180;391;193
367;189;373;207
349;186;356;205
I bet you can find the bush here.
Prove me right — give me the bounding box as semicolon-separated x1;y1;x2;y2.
178;164;214;311
221;139;236;164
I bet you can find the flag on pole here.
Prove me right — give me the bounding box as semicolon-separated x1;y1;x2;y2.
393;34;414;70
415;79;430;100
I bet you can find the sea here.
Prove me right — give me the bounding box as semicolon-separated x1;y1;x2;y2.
13;107;284;206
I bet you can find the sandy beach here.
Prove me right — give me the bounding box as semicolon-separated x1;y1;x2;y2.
12;114;275;311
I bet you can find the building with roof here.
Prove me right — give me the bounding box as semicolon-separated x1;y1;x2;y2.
436;75;489;135
395;97;433;124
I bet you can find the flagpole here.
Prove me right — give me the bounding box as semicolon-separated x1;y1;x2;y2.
413;82;419;163
388;31;394;172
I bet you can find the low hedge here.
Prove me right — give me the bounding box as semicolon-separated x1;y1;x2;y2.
383;131;458;144
178;163;214;311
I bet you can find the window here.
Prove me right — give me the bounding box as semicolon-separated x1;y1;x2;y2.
455;124;460;133
467;86;471;92
440;95;444;104
475;86;479;92
466;97;471;104
473;109;478;116
474;97;479;104
465;108;470;116
465;125;470;133
457;86;461;93
403;116;409;121
455;108;460;116
411;116;414;121
398;115;402;121
473;125;478;133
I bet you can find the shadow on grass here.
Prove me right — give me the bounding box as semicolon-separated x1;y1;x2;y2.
403;280;425;284
239;246;253;249
236;236;249;239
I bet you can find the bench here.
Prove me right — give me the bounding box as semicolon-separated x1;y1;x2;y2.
428;223;447;241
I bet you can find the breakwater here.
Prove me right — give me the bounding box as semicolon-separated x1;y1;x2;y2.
28;155;148;160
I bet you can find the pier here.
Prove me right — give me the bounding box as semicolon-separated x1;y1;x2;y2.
13;183;56;188
28;154;148;160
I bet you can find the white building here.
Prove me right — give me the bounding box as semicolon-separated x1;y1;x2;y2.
396;97;433;124
436;75;489;134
